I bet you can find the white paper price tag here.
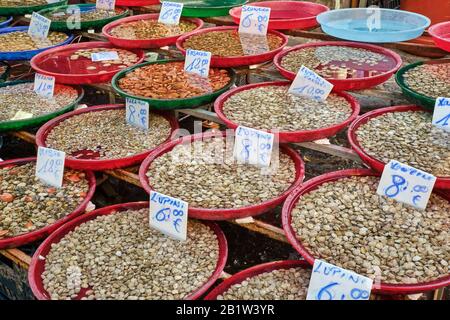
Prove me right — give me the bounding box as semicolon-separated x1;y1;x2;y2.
126;97;149;130
28;12;51;39
96;0;115;10
149;191;188;241
432;97;450;132
238;5;271;35
159;1;183;25
36;147;66;188
184;49;211;78
306;260;373;300
234;126;274;167
91;51;119;62
377;160;436;210
34;73;55;98
288;65;333;101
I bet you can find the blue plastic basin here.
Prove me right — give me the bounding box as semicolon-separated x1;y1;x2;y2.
317;8;430;43
0;16;12;29
0;26;74;61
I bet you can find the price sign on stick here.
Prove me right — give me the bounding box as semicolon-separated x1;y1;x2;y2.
96;0;115;10
377;160;436;210
289;65;333;101
126;97;149;130
149;191;188;241
307;260;373;300
234;126;274;167
239;5;271;36
34;73;55;98
91;51;119;62
28;12;51;39
184;49;211;78
159;1;183;25
432;97;450;132
36;147;66;188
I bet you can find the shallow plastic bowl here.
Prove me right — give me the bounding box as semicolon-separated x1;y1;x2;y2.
282;169;450;295
28;202;228;300
230;1;329;30
176;26;288;68
0;26;73;61
35;104;179;171
139;130;305;220
317;8;430;43
274;41;402;91
428;22;450;53
205;260;311;300
214;81;360;143
0;157;96;249
102;13;204;49
30;41;145;84
347;105;450;190
0;0;67;15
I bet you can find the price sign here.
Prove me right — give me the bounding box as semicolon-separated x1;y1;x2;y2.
288;65;333;101
91;51;119;62
377;160;436;210
306;260;373;300
432;97;450;132
36;147;66;188
96;0;115;10
184;49;211;78
239;5;270;36
11;111;33;121
34;73;55;98
145;52;159;62
28;12;51;39
149;191;188;241
126;97;149;130
158;1;183;25
234;126;274;167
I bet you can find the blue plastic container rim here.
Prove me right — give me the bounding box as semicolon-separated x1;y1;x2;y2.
0;16;13;29
317;8;431;34
0;26;74;55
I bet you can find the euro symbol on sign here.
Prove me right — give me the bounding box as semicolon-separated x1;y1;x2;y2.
366;5;381;32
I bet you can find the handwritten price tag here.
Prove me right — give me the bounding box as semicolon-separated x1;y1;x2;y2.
377;160;436;210
34;73;55;98
35;147;66;188
288;65;333;101
149;191;188;241
126;97;149;130
159;1;183;25
306;260;373;300
239;5;271;36
432;97;450;132
184;49;211;78
91;51;119;62
28;12;51;39
234;126;274;167
96;0;115;10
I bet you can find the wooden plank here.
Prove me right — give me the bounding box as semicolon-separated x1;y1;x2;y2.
0;249;31;269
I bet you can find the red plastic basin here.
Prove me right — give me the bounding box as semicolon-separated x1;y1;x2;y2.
205;260;311;300
429;21;450;53
35;104;179;171
274;41;403;91
282;168;450;295
176;26;288;68
139;130;305;220
229;1;329;30
102;13;204;49
116;0;159;5
214;81;360;143
30;42;145;85
348;105;450;190
0;157;96;249
28;202;228;300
